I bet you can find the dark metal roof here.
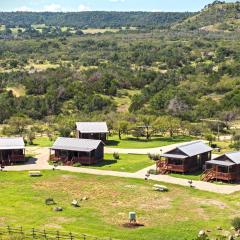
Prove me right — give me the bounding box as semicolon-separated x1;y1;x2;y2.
225;152;240;164
0;137;25;150
177;141;212;157
206;160;235;167
76;122;108;133
51;137;102;152
160;153;188;159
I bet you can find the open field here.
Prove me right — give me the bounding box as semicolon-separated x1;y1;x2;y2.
0;171;239;240
81;154;151;173
107;135;194;149
32;137;55;147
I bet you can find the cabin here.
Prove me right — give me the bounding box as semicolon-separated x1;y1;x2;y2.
157;141;212;174
0;137;25;166
50;137;104;165
76;122;108;143
203;152;240;182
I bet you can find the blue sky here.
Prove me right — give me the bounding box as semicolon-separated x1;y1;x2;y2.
0;0;237;12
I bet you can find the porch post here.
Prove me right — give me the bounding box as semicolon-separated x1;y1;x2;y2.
228;166;230;183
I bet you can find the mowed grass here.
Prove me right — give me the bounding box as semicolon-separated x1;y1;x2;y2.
32;137;55;147
107;135;194;149
82;154;152;172
0;171;239;240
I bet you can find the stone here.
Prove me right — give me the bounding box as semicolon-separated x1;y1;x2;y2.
53;207;63;212
198;230;206;237
217;226;222;230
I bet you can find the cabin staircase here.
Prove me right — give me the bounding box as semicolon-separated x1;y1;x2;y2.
201;169;215;182
157;160;169;175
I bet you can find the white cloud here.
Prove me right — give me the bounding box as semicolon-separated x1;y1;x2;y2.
43;4;63;12
151;9;162;12
15;6;33;12
78;4;91;11
109;0;125;2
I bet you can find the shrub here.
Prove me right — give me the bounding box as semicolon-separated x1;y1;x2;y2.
148;153;161;161
73;163;82;167
148;169;158;175
113;152;120;160
231;217;240;230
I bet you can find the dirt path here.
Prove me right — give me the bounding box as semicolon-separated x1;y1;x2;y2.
4;142;240;194
105;140;203;154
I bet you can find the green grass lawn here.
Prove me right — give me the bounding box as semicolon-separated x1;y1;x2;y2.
0;171;239;240
170;171;202;181
107;135;194;149
31;137;55;147
81;154;153;172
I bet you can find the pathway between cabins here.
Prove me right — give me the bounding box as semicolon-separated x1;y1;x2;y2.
104;140;203;154
4;141;240;194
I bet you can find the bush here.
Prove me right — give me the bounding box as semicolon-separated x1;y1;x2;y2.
148;153;161;161
231;217;240;230
113;152;120;160
148;169;158;175
73;163;82;167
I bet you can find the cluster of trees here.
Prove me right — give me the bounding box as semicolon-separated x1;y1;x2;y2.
178;1;240;31
0;15;239;139
0;25;84;39
0;12;193;29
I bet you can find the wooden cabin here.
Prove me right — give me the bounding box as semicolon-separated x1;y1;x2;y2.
0;137;25;166
157;141;212;174
203;152;240;182
76;122;108;143
50;137;104;165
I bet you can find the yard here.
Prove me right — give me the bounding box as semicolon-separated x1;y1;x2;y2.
81;154;152;172
107;135;194;149
31;135;193;149
32;137;55;147
0;171;239;240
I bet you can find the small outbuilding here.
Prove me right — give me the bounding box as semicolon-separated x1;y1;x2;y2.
203;152;240;182
157;141;212;174
76;122;108;142
50;137;104;165
0;137;25;165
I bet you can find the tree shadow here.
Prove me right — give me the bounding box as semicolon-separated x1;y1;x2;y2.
93;159;117;167
106;140;120;146
24;157;38;165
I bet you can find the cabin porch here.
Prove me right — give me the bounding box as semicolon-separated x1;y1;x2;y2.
49;149;102;166
0;149;25;166
202;162;240;182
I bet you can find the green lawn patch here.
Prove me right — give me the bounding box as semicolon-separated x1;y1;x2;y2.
82;154;152;172
169;171;202;181
107;135;194;149
0;171;238;240
32;137;55;147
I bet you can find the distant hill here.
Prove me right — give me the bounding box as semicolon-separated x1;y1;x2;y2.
0;11;193;28
174;1;240;32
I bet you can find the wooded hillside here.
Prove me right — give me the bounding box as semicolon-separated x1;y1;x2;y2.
0;12;193;28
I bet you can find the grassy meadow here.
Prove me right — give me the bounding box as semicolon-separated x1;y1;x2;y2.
107;135;194;149
0;171;239;240
82;154;152;173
